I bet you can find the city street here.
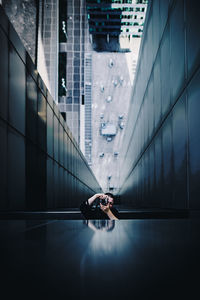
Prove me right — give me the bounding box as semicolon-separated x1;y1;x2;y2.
91;51;133;193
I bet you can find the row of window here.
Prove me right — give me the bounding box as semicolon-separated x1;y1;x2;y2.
86;0;132;3
89;27;143;32
122;15;143;19
121;22;144;26
113;0;148;3
87;6;146;12
90;21;143;26
112;0;133;3
88;14;144;21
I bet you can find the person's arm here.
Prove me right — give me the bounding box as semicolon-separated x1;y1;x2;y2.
80;193;105;219
87;220;99;232
100;203;119;220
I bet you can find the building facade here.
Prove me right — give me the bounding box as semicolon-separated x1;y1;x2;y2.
1;0;59;102
58;0;91;145
119;0;200;210
86;0;147;52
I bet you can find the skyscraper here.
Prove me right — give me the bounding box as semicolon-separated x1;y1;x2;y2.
58;0;91;145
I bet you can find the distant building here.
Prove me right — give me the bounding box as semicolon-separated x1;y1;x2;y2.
84;52;93;164
1;0;59;101
86;0;148;52
58;0;91;145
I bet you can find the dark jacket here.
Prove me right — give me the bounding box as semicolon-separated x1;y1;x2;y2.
80;200;119;220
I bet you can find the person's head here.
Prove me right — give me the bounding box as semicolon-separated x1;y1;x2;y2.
104;192;115;208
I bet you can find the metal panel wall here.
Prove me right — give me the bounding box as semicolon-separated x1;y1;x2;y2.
0;6;101;211
120;0;200;209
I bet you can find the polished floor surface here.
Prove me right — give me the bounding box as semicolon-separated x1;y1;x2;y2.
0;218;200;299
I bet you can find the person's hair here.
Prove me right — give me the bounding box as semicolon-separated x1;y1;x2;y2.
104;192;114;201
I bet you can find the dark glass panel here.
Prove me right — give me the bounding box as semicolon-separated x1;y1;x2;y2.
153;55;162;128
47;103;54;157
186;0;200;78
170;0;185;102
59;122;64;165
9;46;26;134
54;115;59;162
47;157;54;209
0;27;8;121
172;95;187;208
188;70;200;208
26;73;37;143
26;142;38;210
0;120;7;209
38;91;47;151
37;150;46;210
162;116;173;208
8;128;25;209
160;25;170;117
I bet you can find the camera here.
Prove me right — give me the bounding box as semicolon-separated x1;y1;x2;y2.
99;196;109;206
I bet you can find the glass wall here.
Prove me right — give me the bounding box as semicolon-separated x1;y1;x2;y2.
0;6;101;211
120;0;200;210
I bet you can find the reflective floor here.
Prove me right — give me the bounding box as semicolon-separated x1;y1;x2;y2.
0;218;200;299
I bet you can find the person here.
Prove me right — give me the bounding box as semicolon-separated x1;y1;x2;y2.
85;219;116;232
80;193;119;220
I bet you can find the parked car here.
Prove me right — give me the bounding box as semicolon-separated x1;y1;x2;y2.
112;80;118;87
106;137;112;142
108;58;114;68
99;152;104;158
106;95;112;103
119;121;125;129
100;85;104;92
101;122;106;128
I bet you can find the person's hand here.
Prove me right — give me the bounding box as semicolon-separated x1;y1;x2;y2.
100;203;118;220
88;193;106;206
97;194;106;199
100;202;110;214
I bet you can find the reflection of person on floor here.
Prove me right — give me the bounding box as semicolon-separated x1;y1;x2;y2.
85;219;115;232
80;193;119;220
